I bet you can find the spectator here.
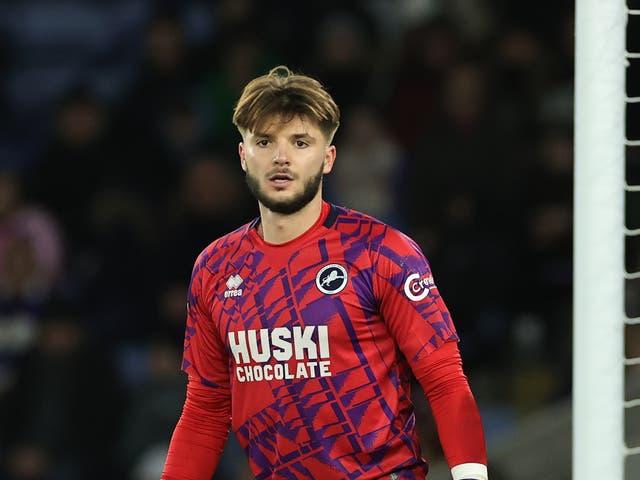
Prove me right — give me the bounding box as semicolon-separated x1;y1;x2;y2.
115;332;185;479
327;103;408;228
0;298;125;479
159;150;253;282
0;169;64;398
25;86;116;250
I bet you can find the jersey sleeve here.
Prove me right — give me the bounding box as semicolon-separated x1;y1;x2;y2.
161;251;232;479
182;252;230;388
372;229;487;477
416;341;487;477
372;228;458;365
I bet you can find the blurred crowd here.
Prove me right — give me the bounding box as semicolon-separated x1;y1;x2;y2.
0;0;620;478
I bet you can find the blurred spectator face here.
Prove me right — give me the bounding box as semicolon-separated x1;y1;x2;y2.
56;96;103;147
147;17;185;71
161;102;203;154
344;106;382;144
37;316;83;355
415;21;459;72
0;171;19;218
529;204;571;249
0;237;38;293
444;194;475;227
316;14;366;67
148;338;181;380
160;282;188;322
443;63;487;125
182;156;239;214
222;36;262;91
217;0;254;25
6;444;52;480
541;129;573;175
498;29;542;69
0;217;63;296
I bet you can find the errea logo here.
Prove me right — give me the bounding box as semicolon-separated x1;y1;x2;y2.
316;264;348;294
225;274;243;298
403;272;434;301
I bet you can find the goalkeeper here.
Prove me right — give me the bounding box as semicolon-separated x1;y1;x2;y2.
161;65;489;480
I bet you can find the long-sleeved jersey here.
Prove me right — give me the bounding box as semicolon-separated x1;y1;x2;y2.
163;202;487;480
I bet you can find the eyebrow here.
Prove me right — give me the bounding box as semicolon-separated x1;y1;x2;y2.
253;131;315;140
292;133;314;140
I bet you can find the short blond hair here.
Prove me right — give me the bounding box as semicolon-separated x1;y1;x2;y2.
232;66;340;142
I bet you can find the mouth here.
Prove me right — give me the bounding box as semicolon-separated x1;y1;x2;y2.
268;171;294;185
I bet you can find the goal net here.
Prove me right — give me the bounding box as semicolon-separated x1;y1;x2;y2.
573;1;640;479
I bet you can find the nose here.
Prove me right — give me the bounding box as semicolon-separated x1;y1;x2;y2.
273;143;289;164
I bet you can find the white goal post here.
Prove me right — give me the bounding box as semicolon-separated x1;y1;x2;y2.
573;1;627;480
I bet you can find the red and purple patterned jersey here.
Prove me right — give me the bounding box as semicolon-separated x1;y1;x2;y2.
183;202;459;479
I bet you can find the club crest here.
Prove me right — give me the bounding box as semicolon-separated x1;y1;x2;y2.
316;264;348;294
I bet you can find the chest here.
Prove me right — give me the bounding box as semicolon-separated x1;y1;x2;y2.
206;237;383;359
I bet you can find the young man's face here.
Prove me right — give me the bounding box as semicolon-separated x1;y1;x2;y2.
239;115;336;215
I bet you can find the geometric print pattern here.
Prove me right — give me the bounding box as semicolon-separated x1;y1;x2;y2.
182;203;458;479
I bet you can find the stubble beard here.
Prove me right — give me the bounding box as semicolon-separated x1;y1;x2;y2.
245;165;324;215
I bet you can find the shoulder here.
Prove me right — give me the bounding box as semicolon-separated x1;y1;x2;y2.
192;219;256;275
329;204;422;255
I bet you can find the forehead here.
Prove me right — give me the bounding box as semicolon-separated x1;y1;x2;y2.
253;114;322;137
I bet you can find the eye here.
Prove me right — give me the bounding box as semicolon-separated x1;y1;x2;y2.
256;139;270;147
295;140;309;148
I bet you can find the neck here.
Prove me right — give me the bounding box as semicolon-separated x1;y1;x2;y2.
257;196;323;244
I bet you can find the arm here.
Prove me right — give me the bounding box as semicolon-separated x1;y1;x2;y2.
413;341;488;480
372;228;488;479
161;378;231;480
162;251;232;479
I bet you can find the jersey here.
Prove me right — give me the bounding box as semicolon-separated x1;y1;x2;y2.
182;201;460;480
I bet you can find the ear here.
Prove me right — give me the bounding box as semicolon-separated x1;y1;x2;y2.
323;145;336;174
239;142;247;172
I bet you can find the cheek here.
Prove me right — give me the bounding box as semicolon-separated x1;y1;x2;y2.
243;146;272;170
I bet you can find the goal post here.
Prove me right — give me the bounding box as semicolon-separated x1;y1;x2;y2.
573;1;627;480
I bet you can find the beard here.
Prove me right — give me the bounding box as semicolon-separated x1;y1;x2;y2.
245;165;324;215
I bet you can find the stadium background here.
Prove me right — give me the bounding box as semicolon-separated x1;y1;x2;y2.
0;1;633;479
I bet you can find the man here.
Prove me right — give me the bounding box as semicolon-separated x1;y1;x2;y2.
161;66;488;480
